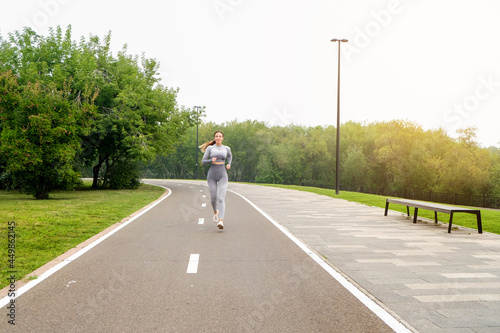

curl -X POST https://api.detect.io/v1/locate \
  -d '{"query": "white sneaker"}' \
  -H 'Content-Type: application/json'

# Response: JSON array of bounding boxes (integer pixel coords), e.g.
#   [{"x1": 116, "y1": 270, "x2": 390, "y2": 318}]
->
[
  {"x1": 213, "y1": 210, "x2": 219, "y2": 223},
  {"x1": 217, "y1": 221, "x2": 224, "y2": 230}
]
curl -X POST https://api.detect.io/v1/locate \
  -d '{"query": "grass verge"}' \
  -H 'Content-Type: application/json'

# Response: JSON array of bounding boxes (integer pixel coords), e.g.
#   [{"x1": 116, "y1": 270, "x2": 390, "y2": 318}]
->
[
  {"x1": 257, "y1": 183, "x2": 500, "y2": 235},
  {"x1": 0, "y1": 181, "x2": 164, "y2": 290}
]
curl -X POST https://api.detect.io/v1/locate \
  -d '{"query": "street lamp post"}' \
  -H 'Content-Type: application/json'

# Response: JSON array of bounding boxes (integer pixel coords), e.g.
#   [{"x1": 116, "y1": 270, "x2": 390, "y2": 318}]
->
[
  {"x1": 330, "y1": 38, "x2": 348, "y2": 195},
  {"x1": 194, "y1": 106, "x2": 201, "y2": 179}
]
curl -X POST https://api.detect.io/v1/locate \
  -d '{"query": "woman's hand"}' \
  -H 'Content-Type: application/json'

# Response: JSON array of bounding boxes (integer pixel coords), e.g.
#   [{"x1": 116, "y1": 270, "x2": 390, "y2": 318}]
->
[
  {"x1": 211, "y1": 157, "x2": 217, "y2": 163},
  {"x1": 226, "y1": 164, "x2": 231, "y2": 170}
]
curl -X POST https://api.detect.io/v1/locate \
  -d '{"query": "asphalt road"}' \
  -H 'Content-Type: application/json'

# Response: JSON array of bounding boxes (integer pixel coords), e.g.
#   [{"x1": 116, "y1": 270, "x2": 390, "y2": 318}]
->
[{"x1": 2, "y1": 181, "x2": 395, "y2": 332}]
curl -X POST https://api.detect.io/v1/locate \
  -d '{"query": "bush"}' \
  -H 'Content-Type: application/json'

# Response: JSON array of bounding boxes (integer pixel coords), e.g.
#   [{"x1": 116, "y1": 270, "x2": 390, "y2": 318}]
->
[{"x1": 108, "y1": 158, "x2": 141, "y2": 190}]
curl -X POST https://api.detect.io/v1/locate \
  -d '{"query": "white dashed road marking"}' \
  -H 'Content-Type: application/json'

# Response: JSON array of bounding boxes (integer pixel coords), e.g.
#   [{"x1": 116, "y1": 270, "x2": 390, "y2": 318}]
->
[{"x1": 187, "y1": 254, "x2": 200, "y2": 274}]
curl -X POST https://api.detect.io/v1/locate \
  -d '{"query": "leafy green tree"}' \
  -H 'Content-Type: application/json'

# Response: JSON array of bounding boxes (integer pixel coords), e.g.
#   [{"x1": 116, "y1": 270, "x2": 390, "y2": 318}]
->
[
  {"x1": 0, "y1": 70, "x2": 96, "y2": 199},
  {"x1": 489, "y1": 147, "x2": 500, "y2": 196},
  {"x1": 222, "y1": 120, "x2": 268, "y2": 182},
  {"x1": 340, "y1": 121, "x2": 378, "y2": 190},
  {"x1": 341, "y1": 146, "x2": 368, "y2": 191},
  {"x1": 73, "y1": 34, "x2": 195, "y2": 188},
  {"x1": 272, "y1": 125, "x2": 307, "y2": 185},
  {"x1": 255, "y1": 144, "x2": 284, "y2": 184},
  {"x1": 144, "y1": 126, "x2": 199, "y2": 179},
  {"x1": 303, "y1": 126, "x2": 334, "y2": 187},
  {"x1": 374, "y1": 120, "x2": 433, "y2": 194},
  {"x1": 436, "y1": 127, "x2": 493, "y2": 195}
]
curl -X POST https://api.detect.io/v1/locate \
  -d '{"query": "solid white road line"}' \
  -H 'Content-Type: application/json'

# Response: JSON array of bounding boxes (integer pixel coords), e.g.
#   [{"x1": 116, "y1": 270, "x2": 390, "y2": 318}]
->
[
  {"x1": 229, "y1": 189, "x2": 412, "y2": 333},
  {"x1": 202, "y1": 203, "x2": 206, "y2": 208},
  {"x1": 187, "y1": 254, "x2": 200, "y2": 274}
]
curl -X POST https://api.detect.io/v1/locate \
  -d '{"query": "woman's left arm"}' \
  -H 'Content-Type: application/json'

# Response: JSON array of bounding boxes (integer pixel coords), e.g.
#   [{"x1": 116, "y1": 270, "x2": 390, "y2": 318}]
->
[{"x1": 226, "y1": 147, "x2": 232, "y2": 170}]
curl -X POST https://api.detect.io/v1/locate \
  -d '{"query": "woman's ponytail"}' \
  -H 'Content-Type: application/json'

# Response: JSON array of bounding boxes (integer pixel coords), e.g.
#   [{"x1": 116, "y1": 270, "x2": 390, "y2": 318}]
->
[{"x1": 199, "y1": 140, "x2": 216, "y2": 152}]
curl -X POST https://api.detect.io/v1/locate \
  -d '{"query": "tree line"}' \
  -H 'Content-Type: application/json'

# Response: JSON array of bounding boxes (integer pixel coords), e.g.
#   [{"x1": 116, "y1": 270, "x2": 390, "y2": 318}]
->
[
  {"x1": 145, "y1": 120, "x2": 500, "y2": 198},
  {"x1": 1, "y1": 26, "x2": 195, "y2": 199},
  {"x1": 2, "y1": 27, "x2": 498, "y2": 201}
]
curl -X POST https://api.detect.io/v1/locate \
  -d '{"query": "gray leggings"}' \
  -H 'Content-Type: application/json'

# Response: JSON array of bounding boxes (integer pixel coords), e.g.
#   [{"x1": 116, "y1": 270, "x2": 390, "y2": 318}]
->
[{"x1": 207, "y1": 164, "x2": 228, "y2": 219}]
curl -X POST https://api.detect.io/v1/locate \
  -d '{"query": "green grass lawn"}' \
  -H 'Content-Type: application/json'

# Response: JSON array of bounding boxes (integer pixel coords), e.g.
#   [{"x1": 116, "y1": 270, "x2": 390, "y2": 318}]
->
[
  {"x1": 0, "y1": 182, "x2": 164, "y2": 290},
  {"x1": 257, "y1": 184, "x2": 500, "y2": 234}
]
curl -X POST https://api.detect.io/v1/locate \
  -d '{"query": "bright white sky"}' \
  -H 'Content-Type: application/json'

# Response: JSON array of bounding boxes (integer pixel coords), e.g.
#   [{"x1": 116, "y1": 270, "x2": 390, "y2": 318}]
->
[{"x1": 2, "y1": 0, "x2": 500, "y2": 147}]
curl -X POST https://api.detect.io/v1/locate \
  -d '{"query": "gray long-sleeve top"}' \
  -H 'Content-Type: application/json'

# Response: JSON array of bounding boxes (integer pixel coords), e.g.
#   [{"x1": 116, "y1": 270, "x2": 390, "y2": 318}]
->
[{"x1": 202, "y1": 144, "x2": 233, "y2": 165}]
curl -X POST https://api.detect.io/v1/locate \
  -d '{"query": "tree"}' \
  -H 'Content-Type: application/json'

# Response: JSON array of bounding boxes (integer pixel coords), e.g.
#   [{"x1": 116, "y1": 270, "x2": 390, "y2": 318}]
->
[
  {"x1": 374, "y1": 120, "x2": 433, "y2": 194},
  {"x1": 489, "y1": 147, "x2": 500, "y2": 196},
  {"x1": 222, "y1": 120, "x2": 268, "y2": 182},
  {"x1": 0, "y1": 70, "x2": 96, "y2": 199},
  {"x1": 270, "y1": 125, "x2": 307, "y2": 185},
  {"x1": 72, "y1": 33, "x2": 195, "y2": 189},
  {"x1": 303, "y1": 126, "x2": 334, "y2": 187},
  {"x1": 341, "y1": 146, "x2": 368, "y2": 191},
  {"x1": 144, "y1": 126, "x2": 199, "y2": 180},
  {"x1": 436, "y1": 127, "x2": 493, "y2": 195}
]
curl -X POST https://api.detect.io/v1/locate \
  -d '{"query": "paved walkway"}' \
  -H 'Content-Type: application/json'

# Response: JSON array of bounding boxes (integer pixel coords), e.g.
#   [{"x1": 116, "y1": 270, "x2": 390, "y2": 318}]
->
[{"x1": 228, "y1": 182, "x2": 500, "y2": 333}]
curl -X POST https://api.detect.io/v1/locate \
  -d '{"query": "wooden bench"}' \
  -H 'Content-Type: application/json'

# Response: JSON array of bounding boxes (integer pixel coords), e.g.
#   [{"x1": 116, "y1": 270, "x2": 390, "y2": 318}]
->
[{"x1": 384, "y1": 198, "x2": 482, "y2": 233}]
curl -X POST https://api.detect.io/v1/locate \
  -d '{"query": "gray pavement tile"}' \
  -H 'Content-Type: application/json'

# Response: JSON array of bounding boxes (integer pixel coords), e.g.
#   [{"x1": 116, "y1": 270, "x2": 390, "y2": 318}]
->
[
  {"x1": 369, "y1": 278, "x2": 430, "y2": 285},
  {"x1": 407, "y1": 318, "x2": 443, "y2": 332},
  {"x1": 432, "y1": 315, "x2": 500, "y2": 329},
  {"x1": 472, "y1": 327, "x2": 500, "y2": 333},
  {"x1": 434, "y1": 328, "x2": 475, "y2": 333},
  {"x1": 437, "y1": 307, "x2": 500, "y2": 319},
  {"x1": 373, "y1": 291, "x2": 422, "y2": 305}
]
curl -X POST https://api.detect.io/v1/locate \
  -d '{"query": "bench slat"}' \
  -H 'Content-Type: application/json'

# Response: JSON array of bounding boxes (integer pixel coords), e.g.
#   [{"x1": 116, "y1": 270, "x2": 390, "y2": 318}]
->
[{"x1": 386, "y1": 198, "x2": 480, "y2": 214}]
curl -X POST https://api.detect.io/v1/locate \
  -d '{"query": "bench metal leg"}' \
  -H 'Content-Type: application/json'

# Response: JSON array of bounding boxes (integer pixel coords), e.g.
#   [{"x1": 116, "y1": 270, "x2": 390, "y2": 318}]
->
[
  {"x1": 413, "y1": 208, "x2": 418, "y2": 224},
  {"x1": 477, "y1": 212, "x2": 483, "y2": 234},
  {"x1": 448, "y1": 212, "x2": 454, "y2": 233},
  {"x1": 406, "y1": 206, "x2": 410, "y2": 217},
  {"x1": 384, "y1": 200, "x2": 389, "y2": 216},
  {"x1": 434, "y1": 211, "x2": 438, "y2": 223}
]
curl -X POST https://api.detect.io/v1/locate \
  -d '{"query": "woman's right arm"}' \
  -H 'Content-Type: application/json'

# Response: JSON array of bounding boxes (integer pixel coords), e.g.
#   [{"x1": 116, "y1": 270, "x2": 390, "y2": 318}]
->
[{"x1": 202, "y1": 146, "x2": 212, "y2": 165}]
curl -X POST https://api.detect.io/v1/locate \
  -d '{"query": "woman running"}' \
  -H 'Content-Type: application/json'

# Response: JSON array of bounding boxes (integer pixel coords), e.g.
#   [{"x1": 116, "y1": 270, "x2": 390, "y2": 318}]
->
[{"x1": 200, "y1": 131, "x2": 232, "y2": 230}]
